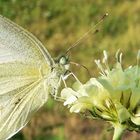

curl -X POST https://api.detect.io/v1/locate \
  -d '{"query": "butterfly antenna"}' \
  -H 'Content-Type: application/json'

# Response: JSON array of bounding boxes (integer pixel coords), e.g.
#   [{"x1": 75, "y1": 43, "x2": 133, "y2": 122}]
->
[
  {"x1": 65, "y1": 13, "x2": 108, "y2": 55},
  {"x1": 70, "y1": 61, "x2": 91, "y2": 77}
]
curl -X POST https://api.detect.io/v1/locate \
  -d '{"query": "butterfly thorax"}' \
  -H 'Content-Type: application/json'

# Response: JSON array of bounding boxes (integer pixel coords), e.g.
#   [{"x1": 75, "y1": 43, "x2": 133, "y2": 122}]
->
[{"x1": 44, "y1": 55, "x2": 70, "y2": 96}]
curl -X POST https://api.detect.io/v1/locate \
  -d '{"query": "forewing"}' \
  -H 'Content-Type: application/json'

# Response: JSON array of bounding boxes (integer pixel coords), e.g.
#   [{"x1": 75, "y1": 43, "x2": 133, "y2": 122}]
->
[
  {"x1": 0, "y1": 15, "x2": 54, "y2": 66},
  {"x1": 0, "y1": 79, "x2": 48, "y2": 140},
  {"x1": 0, "y1": 15, "x2": 54, "y2": 96},
  {"x1": 0, "y1": 15, "x2": 54, "y2": 139}
]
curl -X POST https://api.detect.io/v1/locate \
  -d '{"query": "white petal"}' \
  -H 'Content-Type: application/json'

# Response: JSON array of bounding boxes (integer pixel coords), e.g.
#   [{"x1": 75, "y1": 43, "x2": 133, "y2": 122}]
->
[{"x1": 64, "y1": 96, "x2": 77, "y2": 106}]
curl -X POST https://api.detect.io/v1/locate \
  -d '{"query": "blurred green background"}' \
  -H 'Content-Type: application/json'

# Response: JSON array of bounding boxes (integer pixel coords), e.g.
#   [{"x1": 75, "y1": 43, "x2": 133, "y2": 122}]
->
[{"x1": 0, "y1": 0, "x2": 140, "y2": 139}]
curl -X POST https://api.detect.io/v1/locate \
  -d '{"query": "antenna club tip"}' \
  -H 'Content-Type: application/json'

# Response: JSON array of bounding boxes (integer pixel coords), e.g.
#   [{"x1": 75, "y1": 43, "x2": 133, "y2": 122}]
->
[
  {"x1": 102, "y1": 13, "x2": 109, "y2": 19},
  {"x1": 105, "y1": 13, "x2": 109, "y2": 16}
]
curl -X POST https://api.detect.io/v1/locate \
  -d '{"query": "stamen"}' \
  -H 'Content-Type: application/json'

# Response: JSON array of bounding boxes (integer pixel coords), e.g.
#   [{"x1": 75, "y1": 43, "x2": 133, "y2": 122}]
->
[
  {"x1": 102, "y1": 50, "x2": 110, "y2": 72},
  {"x1": 115, "y1": 49, "x2": 120, "y2": 62},
  {"x1": 103, "y1": 50, "x2": 108, "y2": 60},
  {"x1": 115, "y1": 49, "x2": 123, "y2": 64},
  {"x1": 119, "y1": 53, "x2": 123, "y2": 64},
  {"x1": 95, "y1": 59, "x2": 106, "y2": 75}
]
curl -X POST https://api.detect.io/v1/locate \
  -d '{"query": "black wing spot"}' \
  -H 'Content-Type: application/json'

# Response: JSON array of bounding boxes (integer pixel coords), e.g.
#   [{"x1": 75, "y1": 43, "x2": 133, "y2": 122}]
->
[{"x1": 15, "y1": 98, "x2": 21, "y2": 105}]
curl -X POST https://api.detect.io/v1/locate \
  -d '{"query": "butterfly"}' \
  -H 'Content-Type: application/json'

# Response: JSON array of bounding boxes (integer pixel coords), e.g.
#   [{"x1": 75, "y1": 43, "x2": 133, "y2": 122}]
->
[{"x1": 0, "y1": 15, "x2": 71, "y2": 140}]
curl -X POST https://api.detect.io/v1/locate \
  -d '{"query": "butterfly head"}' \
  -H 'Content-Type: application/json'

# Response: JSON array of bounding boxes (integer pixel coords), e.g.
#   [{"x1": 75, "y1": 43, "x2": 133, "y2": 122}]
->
[
  {"x1": 56, "y1": 55, "x2": 70, "y2": 71},
  {"x1": 58, "y1": 55, "x2": 70, "y2": 70}
]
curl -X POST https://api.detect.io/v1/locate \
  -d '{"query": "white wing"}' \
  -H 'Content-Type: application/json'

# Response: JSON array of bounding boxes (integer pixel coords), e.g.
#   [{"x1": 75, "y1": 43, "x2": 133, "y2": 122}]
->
[
  {"x1": 0, "y1": 79, "x2": 48, "y2": 140},
  {"x1": 0, "y1": 15, "x2": 55, "y2": 139},
  {"x1": 0, "y1": 15, "x2": 54, "y2": 67}
]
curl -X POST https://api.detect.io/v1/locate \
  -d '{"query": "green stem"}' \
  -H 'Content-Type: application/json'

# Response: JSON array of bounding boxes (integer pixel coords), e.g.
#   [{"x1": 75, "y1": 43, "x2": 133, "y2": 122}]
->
[{"x1": 112, "y1": 124, "x2": 125, "y2": 140}]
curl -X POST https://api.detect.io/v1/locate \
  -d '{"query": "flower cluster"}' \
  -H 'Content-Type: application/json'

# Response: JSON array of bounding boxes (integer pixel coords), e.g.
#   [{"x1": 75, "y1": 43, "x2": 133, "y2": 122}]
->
[{"x1": 61, "y1": 50, "x2": 140, "y2": 139}]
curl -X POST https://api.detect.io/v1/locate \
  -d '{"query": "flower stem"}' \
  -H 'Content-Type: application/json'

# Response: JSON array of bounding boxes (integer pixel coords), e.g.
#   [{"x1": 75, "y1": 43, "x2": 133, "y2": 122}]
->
[{"x1": 112, "y1": 124, "x2": 125, "y2": 140}]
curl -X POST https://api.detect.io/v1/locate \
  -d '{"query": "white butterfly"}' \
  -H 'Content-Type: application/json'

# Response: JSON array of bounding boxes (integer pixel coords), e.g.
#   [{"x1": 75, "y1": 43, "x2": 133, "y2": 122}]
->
[{"x1": 0, "y1": 15, "x2": 71, "y2": 140}]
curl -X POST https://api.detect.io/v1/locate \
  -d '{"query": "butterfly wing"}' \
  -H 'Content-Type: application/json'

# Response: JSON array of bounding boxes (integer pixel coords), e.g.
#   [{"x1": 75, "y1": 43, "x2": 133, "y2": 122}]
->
[
  {"x1": 0, "y1": 15, "x2": 54, "y2": 67},
  {"x1": 0, "y1": 79, "x2": 48, "y2": 140},
  {"x1": 0, "y1": 15, "x2": 55, "y2": 139}
]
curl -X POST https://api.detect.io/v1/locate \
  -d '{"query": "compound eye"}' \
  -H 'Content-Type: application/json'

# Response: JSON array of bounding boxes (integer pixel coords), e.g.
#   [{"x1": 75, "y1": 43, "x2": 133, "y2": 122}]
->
[{"x1": 59, "y1": 57, "x2": 66, "y2": 65}]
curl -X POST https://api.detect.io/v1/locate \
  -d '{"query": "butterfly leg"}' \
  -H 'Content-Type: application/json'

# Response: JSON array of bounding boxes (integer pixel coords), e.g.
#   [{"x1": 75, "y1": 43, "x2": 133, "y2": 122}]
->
[
  {"x1": 61, "y1": 75, "x2": 67, "y2": 87},
  {"x1": 63, "y1": 71, "x2": 82, "y2": 85},
  {"x1": 51, "y1": 75, "x2": 67, "y2": 100}
]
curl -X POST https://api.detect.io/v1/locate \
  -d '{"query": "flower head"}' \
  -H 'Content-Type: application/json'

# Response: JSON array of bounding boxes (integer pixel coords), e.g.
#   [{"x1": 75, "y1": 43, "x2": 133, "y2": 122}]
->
[{"x1": 61, "y1": 50, "x2": 140, "y2": 139}]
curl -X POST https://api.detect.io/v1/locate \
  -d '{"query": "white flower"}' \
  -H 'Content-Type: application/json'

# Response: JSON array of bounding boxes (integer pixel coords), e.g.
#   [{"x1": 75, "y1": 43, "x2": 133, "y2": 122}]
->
[{"x1": 61, "y1": 50, "x2": 140, "y2": 140}]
